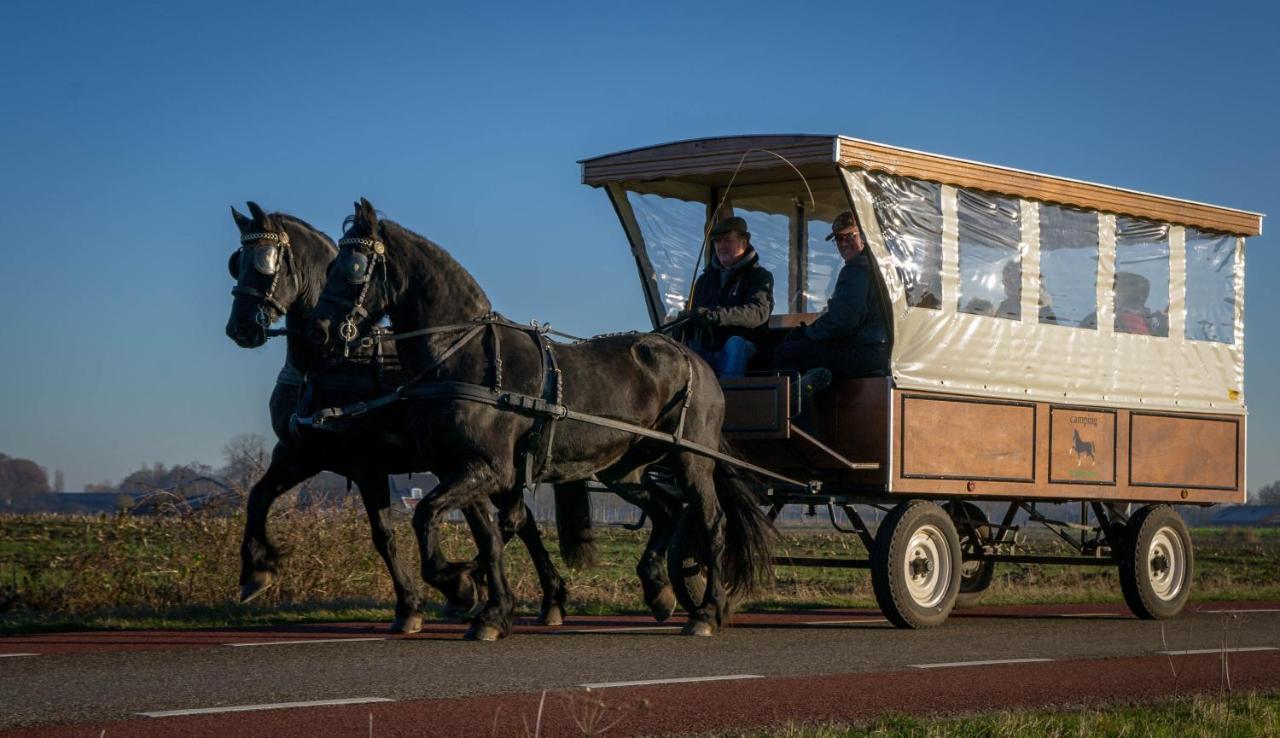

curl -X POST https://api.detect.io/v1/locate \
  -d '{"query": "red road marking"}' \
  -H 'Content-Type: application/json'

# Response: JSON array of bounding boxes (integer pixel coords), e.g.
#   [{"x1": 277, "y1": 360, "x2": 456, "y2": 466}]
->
[{"x1": 6, "y1": 650, "x2": 1279, "y2": 737}]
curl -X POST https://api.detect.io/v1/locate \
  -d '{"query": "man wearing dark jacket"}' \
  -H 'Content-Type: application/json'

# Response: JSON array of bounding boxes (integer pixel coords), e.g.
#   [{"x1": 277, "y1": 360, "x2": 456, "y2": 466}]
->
[
  {"x1": 679, "y1": 216, "x2": 774, "y2": 378},
  {"x1": 775, "y1": 211, "x2": 889, "y2": 391}
]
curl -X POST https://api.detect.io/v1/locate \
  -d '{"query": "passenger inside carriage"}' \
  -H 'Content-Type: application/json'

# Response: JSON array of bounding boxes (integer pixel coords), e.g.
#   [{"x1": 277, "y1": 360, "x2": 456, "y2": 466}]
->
[
  {"x1": 677, "y1": 216, "x2": 775, "y2": 378},
  {"x1": 1080, "y1": 271, "x2": 1168, "y2": 335},
  {"x1": 774, "y1": 211, "x2": 890, "y2": 398}
]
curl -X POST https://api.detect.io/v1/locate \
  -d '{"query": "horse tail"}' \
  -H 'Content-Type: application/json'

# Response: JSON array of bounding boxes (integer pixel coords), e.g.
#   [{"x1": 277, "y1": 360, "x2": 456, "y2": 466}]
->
[
  {"x1": 713, "y1": 440, "x2": 776, "y2": 595},
  {"x1": 553, "y1": 481, "x2": 597, "y2": 568}
]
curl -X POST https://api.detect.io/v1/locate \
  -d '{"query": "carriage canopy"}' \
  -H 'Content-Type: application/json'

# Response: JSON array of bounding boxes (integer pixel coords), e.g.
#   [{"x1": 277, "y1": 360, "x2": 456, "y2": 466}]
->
[{"x1": 582, "y1": 135, "x2": 1262, "y2": 414}]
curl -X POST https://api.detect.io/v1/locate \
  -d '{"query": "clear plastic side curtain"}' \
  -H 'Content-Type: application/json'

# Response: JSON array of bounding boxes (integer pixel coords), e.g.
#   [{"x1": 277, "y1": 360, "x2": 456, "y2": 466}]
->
[
  {"x1": 626, "y1": 192, "x2": 706, "y2": 320},
  {"x1": 844, "y1": 167, "x2": 1245, "y2": 413}
]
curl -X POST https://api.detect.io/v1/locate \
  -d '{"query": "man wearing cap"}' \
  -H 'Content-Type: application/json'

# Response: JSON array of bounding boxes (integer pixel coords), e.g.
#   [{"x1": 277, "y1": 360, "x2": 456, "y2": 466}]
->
[
  {"x1": 775, "y1": 211, "x2": 889, "y2": 393},
  {"x1": 678, "y1": 216, "x2": 774, "y2": 379}
]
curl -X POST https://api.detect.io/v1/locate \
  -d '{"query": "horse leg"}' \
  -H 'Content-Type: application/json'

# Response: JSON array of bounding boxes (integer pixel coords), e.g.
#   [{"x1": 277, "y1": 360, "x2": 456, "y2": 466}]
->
[
  {"x1": 238, "y1": 444, "x2": 317, "y2": 603},
  {"x1": 496, "y1": 492, "x2": 568, "y2": 627},
  {"x1": 354, "y1": 472, "x2": 424, "y2": 634},
  {"x1": 633, "y1": 480, "x2": 682, "y2": 622},
  {"x1": 675, "y1": 454, "x2": 728, "y2": 636},
  {"x1": 411, "y1": 469, "x2": 509, "y2": 637},
  {"x1": 460, "y1": 496, "x2": 516, "y2": 641}
]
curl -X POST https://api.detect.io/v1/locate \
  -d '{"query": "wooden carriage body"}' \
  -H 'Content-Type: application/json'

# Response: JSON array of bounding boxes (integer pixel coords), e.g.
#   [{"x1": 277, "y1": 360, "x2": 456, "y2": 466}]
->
[{"x1": 582, "y1": 135, "x2": 1261, "y2": 507}]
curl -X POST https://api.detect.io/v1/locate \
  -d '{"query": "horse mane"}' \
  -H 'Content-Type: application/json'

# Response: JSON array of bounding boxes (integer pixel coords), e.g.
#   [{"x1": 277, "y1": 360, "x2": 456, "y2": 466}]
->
[
  {"x1": 377, "y1": 217, "x2": 492, "y2": 314},
  {"x1": 274, "y1": 212, "x2": 337, "y2": 249}
]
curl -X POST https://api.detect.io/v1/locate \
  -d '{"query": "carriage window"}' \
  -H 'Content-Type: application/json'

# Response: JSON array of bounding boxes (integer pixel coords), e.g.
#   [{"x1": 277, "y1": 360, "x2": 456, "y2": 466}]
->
[
  {"x1": 1038, "y1": 205, "x2": 1098, "y2": 328},
  {"x1": 805, "y1": 216, "x2": 841, "y2": 312},
  {"x1": 1113, "y1": 217, "x2": 1170, "y2": 337},
  {"x1": 627, "y1": 192, "x2": 708, "y2": 318},
  {"x1": 735, "y1": 209, "x2": 790, "y2": 314},
  {"x1": 867, "y1": 173, "x2": 942, "y2": 309},
  {"x1": 1185, "y1": 229, "x2": 1236, "y2": 344},
  {"x1": 957, "y1": 189, "x2": 1022, "y2": 319}
]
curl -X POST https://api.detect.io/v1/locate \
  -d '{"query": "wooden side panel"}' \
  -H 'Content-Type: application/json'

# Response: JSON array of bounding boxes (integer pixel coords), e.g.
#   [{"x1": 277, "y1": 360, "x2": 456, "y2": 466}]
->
[
  {"x1": 899, "y1": 395, "x2": 1036, "y2": 482},
  {"x1": 1130, "y1": 413, "x2": 1240, "y2": 490},
  {"x1": 1049, "y1": 408, "x2": 1117, "y2": 484},
  {"x1": 721, "y1": 377, "x2": 790, "y2": 439}
]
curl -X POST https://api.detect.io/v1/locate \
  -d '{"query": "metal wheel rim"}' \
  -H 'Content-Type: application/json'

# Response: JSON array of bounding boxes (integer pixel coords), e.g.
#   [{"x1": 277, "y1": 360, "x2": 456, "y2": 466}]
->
[
  {"x1": 1148, "y1": 526, "x2": 1186, "y2": 601},
  {"x1": 904, "y1": 524, "x2": 951, "y2": 608}
]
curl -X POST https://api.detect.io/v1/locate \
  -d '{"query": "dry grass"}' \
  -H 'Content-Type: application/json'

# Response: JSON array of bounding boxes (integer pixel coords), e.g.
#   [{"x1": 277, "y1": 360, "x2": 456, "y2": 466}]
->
[
  {"x1": 704, "y1": 692, "x2": 1280, "y2": 737},
  {"x1": 2, "y1": 503, "x2": 1278, "y2": 632}
]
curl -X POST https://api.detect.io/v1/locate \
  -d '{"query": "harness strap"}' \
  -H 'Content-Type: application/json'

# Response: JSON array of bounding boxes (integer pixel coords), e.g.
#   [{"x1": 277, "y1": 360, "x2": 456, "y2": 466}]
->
[{"x1": 298, "y1": 379, "x2": 808, "y2": 489}]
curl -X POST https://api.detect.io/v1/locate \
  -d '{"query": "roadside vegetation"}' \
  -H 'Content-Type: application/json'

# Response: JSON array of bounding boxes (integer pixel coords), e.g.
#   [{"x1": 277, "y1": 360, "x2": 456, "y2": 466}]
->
[
  {"x1": 3, "y1": 500, "x2": 1279, "y2": 633},
  {"x1": 708, "y1": 692, "x2": 1280, "y2": 737}
]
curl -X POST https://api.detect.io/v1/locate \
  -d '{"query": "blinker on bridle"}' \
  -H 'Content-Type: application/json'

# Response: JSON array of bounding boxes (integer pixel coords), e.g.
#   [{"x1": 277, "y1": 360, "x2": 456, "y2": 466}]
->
[
  {"x1": 322, "y1": 236, "x2": 387, "y2": 353},
  {"x1": 232, "y1": 230, "x2": 294, "y2": 328}
]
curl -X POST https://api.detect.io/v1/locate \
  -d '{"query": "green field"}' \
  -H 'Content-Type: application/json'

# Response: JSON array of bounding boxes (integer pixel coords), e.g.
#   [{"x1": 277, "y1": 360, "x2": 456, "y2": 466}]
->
[{"x1": 3, "y1": 505, "x2": 1279, "y2": 633}]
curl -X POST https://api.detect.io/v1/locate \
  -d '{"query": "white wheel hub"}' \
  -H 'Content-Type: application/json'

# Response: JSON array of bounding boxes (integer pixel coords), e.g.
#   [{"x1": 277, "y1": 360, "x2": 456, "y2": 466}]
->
[
  {"x1": 1147, "y1": 526, "x2": 1186, "y2": 601},
  {"x1": 904, "y1": 524, "x2": 952, "y2": 608}
]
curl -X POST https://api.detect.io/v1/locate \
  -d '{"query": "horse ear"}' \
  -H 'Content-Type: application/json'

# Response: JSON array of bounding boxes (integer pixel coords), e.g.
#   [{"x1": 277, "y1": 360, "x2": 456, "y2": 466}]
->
[
  {"x1": 357, "y1": 197, "x2": 379, "y2": 232},
  {"x1": 246, "y1": 201, "x2": 270, "y2": 228},
  {"x1": 230, "y1": 206, "x2": 252, "y2": 233}
]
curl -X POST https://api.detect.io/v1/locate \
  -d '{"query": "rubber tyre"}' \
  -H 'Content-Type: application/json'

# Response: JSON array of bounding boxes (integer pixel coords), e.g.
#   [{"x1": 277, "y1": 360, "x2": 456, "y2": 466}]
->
[
  {"x1": 667, "y1": 509, "x2": 709, "y2": 613},
  {"x1": 871, "y1": 500, "x2": 962, "y2": 628},
  {"x1": 1118, "y1": 505, "x2": 1194, "y2": 620},
  {"x1": 946, "y1": 501, "x2": 995, "y2": 609}
]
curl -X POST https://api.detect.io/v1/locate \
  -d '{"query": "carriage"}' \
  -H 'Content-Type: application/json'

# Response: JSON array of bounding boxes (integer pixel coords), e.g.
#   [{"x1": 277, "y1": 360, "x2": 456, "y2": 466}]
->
[{"x1": 580, "y1": 134, "x2": 1262, "y2": 628}]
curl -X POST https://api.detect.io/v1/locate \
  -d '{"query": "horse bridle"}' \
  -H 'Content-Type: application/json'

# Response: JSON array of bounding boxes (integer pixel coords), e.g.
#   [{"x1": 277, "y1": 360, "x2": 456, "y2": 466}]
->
[
  {"x1": 231, "y1": 230, "x2": 296, "y2": 328},
  {"x1": 320, "y1": 235, "x2": 386, "y2": 352}
]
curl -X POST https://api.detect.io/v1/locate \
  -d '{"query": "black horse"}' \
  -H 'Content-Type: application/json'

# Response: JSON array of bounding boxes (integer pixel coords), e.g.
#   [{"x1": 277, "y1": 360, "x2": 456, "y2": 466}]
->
[
  {"x1": 225, "y1": 202, "x2": 591, "y2": 632},
  {"x1": 307, "y1": 198, "x2": 773, "y2": 639}
]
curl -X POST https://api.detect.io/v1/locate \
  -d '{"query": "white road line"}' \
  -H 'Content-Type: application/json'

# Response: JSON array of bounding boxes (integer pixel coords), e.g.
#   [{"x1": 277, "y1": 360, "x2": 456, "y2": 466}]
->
[
  {"x1": 139, "y1": 697, "x2": 393, "y2": 718},
  {"x1": 565, "y1": 626, "x2": 682, "y2": 634},
  {"x1": 1157, "y1": 646, "x2": 1278, "y2": 656},
  {"x1": 911, "y1": 658, "x2": 1053, "y2": 669},
  {"x1": 0, "y1": 653, "x2": 38, "y2": 658},
  {"x1": 225, "y1": 637, "x2": 387, "y2": 647},
  {"x1": 1202, "y1": 608, "x2": 1280, "y2": 614},
  {"x1": 580, "y1": 674, "x2": 764, "y2": 689},
  {"x1": 800, "y1": 618, "x2": 889, "y2": 625}
]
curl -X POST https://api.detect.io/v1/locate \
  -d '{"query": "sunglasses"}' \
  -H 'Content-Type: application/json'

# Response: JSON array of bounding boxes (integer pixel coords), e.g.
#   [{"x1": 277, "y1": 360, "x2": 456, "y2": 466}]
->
[{"x1": 834, "y1": 231, "x2": 861, "y2": 243}]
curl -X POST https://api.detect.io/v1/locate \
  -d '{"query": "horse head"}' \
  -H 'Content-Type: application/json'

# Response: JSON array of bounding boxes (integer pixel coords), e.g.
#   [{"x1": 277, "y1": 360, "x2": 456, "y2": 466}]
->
[
  {"x1": 307, "y1": 197, "x2": 490, "y2": 357},
  {"x1": 226, "y1": 202, "x2": 336, "y2": 350}
]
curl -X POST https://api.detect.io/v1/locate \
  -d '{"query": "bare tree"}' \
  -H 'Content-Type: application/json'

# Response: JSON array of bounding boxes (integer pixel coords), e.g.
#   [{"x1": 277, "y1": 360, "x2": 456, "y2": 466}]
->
[{"x1": 1255, "y1": 480, "x2": 1280, "y2": 506}]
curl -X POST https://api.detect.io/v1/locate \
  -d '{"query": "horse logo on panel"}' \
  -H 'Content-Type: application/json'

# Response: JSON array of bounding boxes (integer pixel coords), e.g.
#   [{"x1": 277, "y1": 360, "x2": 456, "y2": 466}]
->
[{"x1": 1069, "y1": 429, "x2": 1096, "y2": 466}]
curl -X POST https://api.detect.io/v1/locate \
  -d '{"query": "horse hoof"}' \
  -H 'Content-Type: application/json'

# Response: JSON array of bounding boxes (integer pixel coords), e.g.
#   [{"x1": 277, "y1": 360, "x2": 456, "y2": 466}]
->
[
  {"x1": 538, "y1": 607, "x2": 565, "y2": 627},
  {"x1": 681, "y1": 620, "x2": 715, "y2": 637},
  {"x1": 390, "y1": 613, "x2": 423, "y2": 634},
  {"x1": 238, "y1": 574, "x2": 274, "y2": 604},
  {"x1": 465, "y1": 624, "x2": 503, "y2": 642},
  {"x1": 650, "y1": 587, "x2": 677, "y2": 623}
]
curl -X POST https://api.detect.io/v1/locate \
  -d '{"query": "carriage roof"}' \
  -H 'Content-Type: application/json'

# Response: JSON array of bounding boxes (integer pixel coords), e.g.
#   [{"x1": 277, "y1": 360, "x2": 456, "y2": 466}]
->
[
  {"x1": 581, "y1": 134, "x2": 1262, "y2": 237},
  {"x1": 581, "y1": 134, "x2": 1260, "y2": 415}
]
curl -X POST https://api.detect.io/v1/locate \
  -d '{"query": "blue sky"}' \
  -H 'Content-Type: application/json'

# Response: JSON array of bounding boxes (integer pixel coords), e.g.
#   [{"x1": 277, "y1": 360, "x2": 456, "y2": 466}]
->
[{"x1": 0, "y1": 1, "x2": 1276, "y2": 491}]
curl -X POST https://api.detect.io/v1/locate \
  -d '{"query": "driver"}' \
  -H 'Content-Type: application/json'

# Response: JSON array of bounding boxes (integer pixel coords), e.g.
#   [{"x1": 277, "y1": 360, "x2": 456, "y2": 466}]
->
[{"x1": 678, "y1": 216, "x2": 774, "y2": 379}]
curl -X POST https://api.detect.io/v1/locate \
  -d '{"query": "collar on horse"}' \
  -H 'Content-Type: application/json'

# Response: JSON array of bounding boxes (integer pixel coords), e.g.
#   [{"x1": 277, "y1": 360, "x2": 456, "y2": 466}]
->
[{"x1": 232, "y1": 230, "x2": 296, "y2": 333}]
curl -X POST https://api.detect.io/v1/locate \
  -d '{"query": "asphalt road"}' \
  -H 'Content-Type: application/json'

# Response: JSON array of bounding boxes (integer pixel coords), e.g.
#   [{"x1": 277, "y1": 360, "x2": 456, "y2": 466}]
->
[{"x1": 3, "y1": 602, "x2": 1279, "y2": 736}]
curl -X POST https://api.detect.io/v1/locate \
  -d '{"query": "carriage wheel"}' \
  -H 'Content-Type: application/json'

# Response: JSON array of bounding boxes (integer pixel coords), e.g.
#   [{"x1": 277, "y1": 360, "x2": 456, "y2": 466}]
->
[
  {"x1": 666, "y1": 509, "x2": 709, "y2": 614},
  {"x1": 871, "y1": 500, "x2": 962, "y2": 628},
  {"x1": 1118, "y1": 505, "x2": 1193, "y2": 620},
  {"x1": 946, "y1": 500, "x2": 995, "y2": 608}
]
